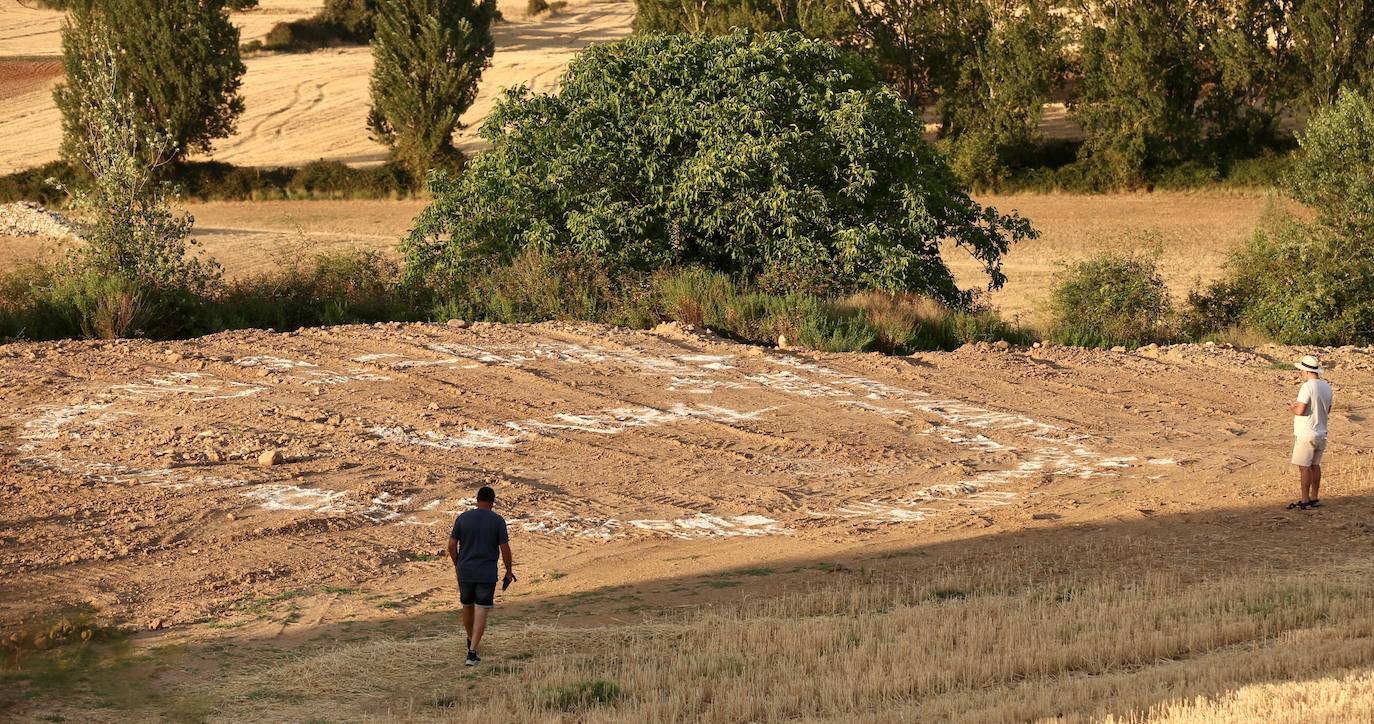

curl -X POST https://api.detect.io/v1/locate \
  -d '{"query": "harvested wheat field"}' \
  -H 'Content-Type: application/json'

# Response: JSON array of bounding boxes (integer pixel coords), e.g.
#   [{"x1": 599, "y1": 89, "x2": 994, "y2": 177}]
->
[
  {"x1": 0, "y1": 0, "x2": 633, "y2": 173},
  {"x1": 2, "y1": 319, "x2": 1373, "y2": 720}
]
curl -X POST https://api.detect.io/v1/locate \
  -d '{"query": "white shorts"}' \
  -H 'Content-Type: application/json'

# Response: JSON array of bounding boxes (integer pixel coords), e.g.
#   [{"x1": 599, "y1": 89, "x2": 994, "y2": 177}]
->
[{"x1": 1291, "y1": 437, "x2": 1327, "y2": 467}]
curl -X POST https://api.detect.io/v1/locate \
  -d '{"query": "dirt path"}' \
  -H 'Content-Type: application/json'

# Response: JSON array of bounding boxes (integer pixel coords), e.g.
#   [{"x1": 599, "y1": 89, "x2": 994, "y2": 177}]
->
[
  {"x1": 0, "y1": 0, "x2": 634, "y2": 173},
  {"x1": 4, "y1": 320, "x2": 1371, "y2": 636}
]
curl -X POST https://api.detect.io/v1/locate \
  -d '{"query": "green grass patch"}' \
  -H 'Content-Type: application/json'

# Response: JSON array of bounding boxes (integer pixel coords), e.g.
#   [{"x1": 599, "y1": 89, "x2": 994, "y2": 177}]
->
[
  {"x1": 928, "y1": 589, "x2": 970, "y2": 601},
  {"x1": 542, "y1": 679, "x2": 623, "y2": 711}
]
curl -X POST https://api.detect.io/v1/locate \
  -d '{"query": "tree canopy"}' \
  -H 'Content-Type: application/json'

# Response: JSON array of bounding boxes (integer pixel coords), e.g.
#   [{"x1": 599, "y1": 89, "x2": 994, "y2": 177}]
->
[
  {"x1": 404, "y1": 32, "x2": 1035, "y2": 306},
  {"x1": 54, "y1": 0, "x2": 246, "y2": 166}
]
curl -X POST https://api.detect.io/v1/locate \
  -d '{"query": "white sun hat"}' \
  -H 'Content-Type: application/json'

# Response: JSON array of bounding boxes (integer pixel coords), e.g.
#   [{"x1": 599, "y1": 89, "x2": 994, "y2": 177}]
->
[{"x1": 1294, "y1": 354, "x2": 1323, "y2": 374}]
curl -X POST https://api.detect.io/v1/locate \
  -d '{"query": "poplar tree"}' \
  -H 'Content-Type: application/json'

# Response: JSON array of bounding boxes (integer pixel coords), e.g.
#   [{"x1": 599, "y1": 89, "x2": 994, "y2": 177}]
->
[
  {"x1": 53, "y1": 0, "x2": 246, "y2": 166},
  {"x1": 367, "y1": 0, "x2": 497, "y2": 179}
]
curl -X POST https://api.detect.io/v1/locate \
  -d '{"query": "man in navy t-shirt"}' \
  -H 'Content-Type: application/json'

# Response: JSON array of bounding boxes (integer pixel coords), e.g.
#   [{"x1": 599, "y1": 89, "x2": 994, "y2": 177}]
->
[{"x1": 447, "y1": 485, "x2": 514, "y2": 666}]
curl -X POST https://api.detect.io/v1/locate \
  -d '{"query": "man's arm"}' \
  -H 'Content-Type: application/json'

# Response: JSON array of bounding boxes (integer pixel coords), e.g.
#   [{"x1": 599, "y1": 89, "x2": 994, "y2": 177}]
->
[
  {"x1": 500, "y1": 542, "x2": 514, "y2": 581},
  {"x1": 446, "y1": 536, "x2": 458, "y2": 565},
  {"x1": 1291, "y1": 382, "x2": 1312, "y2": 415}
]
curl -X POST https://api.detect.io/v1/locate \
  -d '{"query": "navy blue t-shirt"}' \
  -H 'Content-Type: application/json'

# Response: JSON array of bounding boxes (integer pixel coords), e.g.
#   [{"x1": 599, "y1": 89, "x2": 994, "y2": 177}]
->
[{"x1": 450, "y1": 508, "x2": 509, "y2": 583}]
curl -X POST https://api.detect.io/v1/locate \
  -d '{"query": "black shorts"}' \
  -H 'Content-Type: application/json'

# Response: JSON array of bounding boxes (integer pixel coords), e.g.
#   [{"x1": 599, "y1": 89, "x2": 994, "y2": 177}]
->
[{"x1": 458, "y1": 578, "x2": 496, "y2": 608}]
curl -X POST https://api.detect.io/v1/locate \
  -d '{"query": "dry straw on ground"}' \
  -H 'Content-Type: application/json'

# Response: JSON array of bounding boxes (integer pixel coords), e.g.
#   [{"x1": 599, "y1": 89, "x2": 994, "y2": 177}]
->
[{"x1": 180, "y1": 530, "x2": 1374, "y2": 722}]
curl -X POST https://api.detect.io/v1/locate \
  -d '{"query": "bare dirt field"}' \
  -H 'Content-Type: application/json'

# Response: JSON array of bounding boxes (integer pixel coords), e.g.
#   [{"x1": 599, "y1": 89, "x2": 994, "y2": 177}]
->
[
  {"x1": 0, "y1": 0, "x2": 633, "y2": 173},
  {"x1": 2, "y1": 320, "x2": 1373, "y2": 719}
]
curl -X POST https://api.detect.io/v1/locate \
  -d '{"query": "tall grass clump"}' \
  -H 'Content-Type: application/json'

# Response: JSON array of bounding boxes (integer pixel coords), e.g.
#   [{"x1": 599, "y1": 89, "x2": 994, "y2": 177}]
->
[
  {"x1": 428, "y1": 250, "x2": 653, "y2": 328},
  {"x1": 1049, "y1": 253, "x2": 1171, "y2": 348},
  {"x1": 213, "y1": 249, "x2": 410, "y2": 330}
]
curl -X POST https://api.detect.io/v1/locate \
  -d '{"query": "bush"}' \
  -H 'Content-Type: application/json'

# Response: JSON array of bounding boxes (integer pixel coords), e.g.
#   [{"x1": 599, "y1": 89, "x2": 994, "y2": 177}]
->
[
  {"x1": 634, "y1": 0, "x2": 853, "y2": 39},
  {"x1": 1049, "y1": 253, "x2": 1172, "y2": 348},
  {"x1": 257, "y1": 0, "x2": 377, "y2": 52},
  {"x1": 1, "y1": 160, "x2": 417, "y2": 205},
  {"x1": 1187, "y1": 214, "x2": 1374, "y2": 346},
  {"x1": 1288, "y1": 87, "x2": 1374, "y2": 236},
  {"x1": 0, "y1": 161, "x2": 83, "y2": 206},
  {"x1": 214, "y1": 249, "x2": 410, "y2": 330},
  {"x1": 405, "y1": 33, "x2": 1036, "y2": 307},
  {"x1": 1186, "y1": 89, "x2": 1374, "y2": 346}
]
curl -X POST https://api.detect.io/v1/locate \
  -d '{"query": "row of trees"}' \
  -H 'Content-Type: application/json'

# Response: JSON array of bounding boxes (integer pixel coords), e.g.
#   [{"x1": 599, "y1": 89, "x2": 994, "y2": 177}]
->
[
  {"x1": 636, "y1": 0, "x2": 1374, "y2": 186},
  {"x1": 54, "y1": 0, "x2": 496, "y2": 181}
]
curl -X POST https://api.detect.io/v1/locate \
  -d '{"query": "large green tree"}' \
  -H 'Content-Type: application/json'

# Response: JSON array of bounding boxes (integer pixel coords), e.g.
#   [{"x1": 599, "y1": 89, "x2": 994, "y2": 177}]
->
[
  {"x1": 367, "y1": 0, "x2": 496, "y2": 178},
  {"x1": 53, "y1": 0, "x2": 246, "y2": 166},
  {"x1": 938, "y1": 0, "x2": 1065, "y2": 185},
  {"x1": 1290, "y1": 0, "x2": 1374, "y2": 110},
  {"x1": 404, "y1": 33, "x2": 1036, "y2": 306},
  {"x1": 1072, "y1": 0, "x2": 1217, "y2": 184}
]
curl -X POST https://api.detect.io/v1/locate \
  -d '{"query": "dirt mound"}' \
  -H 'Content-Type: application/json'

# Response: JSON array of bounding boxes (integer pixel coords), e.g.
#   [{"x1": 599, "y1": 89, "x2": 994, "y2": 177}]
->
[{"x1": 0, "y1": 201, "x2": 81, "y2": 240}]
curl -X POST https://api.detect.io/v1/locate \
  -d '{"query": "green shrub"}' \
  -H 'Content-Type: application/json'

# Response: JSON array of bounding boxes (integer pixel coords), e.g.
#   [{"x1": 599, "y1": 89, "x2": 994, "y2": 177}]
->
[
  {"x1": 0, "y1": 262, "x2": 77, "y2": 341},
  {"x1": 634, "y1": 0, "x2": 853, "y2": 38},
  {"x1": 544, "y1": 679, "x2": 622, "y2": 711},
  {"x1": 1187, "y1": 214, "x2": 1374, "y2": 345},
  {"x1": 1049, "y1": 253, "x2": 1172, "y2": 348},
  {"x1": 1, "y1": 160, "x2": 417, "y2": 205},
  {"x1": 0, "y1": 161, "x2": 82, "y2": 206},
  {"x1": 406, "y1": 33, "x2": 1036, "y2": 307},
  {"x1": 1288, "y1": 87, "x2": 1374, "y2": 236},
  {"x1": 1186, "y1": 89, "x2": 1374, "y2": 346},
  {"x1": 259, "y1": 0, "x2": 377, "y2": 52},
  {"x1": 526, "y1": 0, "x2": 548, "y2": 15}
]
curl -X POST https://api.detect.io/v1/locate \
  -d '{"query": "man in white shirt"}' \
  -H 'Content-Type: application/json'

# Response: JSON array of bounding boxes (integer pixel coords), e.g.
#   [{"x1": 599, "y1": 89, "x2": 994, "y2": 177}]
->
[{"x1": 1288, "y1": 355, "x2": 1334, "y2": 510}]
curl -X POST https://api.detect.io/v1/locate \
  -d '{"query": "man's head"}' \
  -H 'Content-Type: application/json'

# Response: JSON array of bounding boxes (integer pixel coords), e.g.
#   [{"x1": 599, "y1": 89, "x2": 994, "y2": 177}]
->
[
  {"x1": 476, "y1": 485, "x2": 496, "y2": 508},
  {"x1": 1295, "y1": 354, "x2": 1323, "y2": 380}
]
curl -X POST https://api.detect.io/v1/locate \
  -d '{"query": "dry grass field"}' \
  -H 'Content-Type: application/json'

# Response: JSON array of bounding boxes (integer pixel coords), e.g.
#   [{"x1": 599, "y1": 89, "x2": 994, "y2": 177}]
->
[{"x1": 5, "y1": 2, "x2": 1370, "y2": 721}]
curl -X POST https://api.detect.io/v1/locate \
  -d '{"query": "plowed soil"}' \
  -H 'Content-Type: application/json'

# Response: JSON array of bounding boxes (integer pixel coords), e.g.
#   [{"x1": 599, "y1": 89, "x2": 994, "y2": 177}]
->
[{"x1": 5, "y1": 321, "x2": 1372, "y2": 636}]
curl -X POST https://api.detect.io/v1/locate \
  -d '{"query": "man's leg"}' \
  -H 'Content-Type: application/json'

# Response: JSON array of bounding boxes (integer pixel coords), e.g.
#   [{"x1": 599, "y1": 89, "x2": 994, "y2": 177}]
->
[
  {"x1": 470, "y1": 582, "x2": 496, "y2": 655},
  {"x1": 471, "y1": 606, "x2": 490, "y2": 653},
  {"x1": 1298, "y1": 465, "x2": 1312, "y2": 503},
  {"x1": 462, "y1": 604, "x2": 474, "y2": 642},
  {"x1": 1312, "y1": 464, "x2": 1322, "y2": 501}
]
